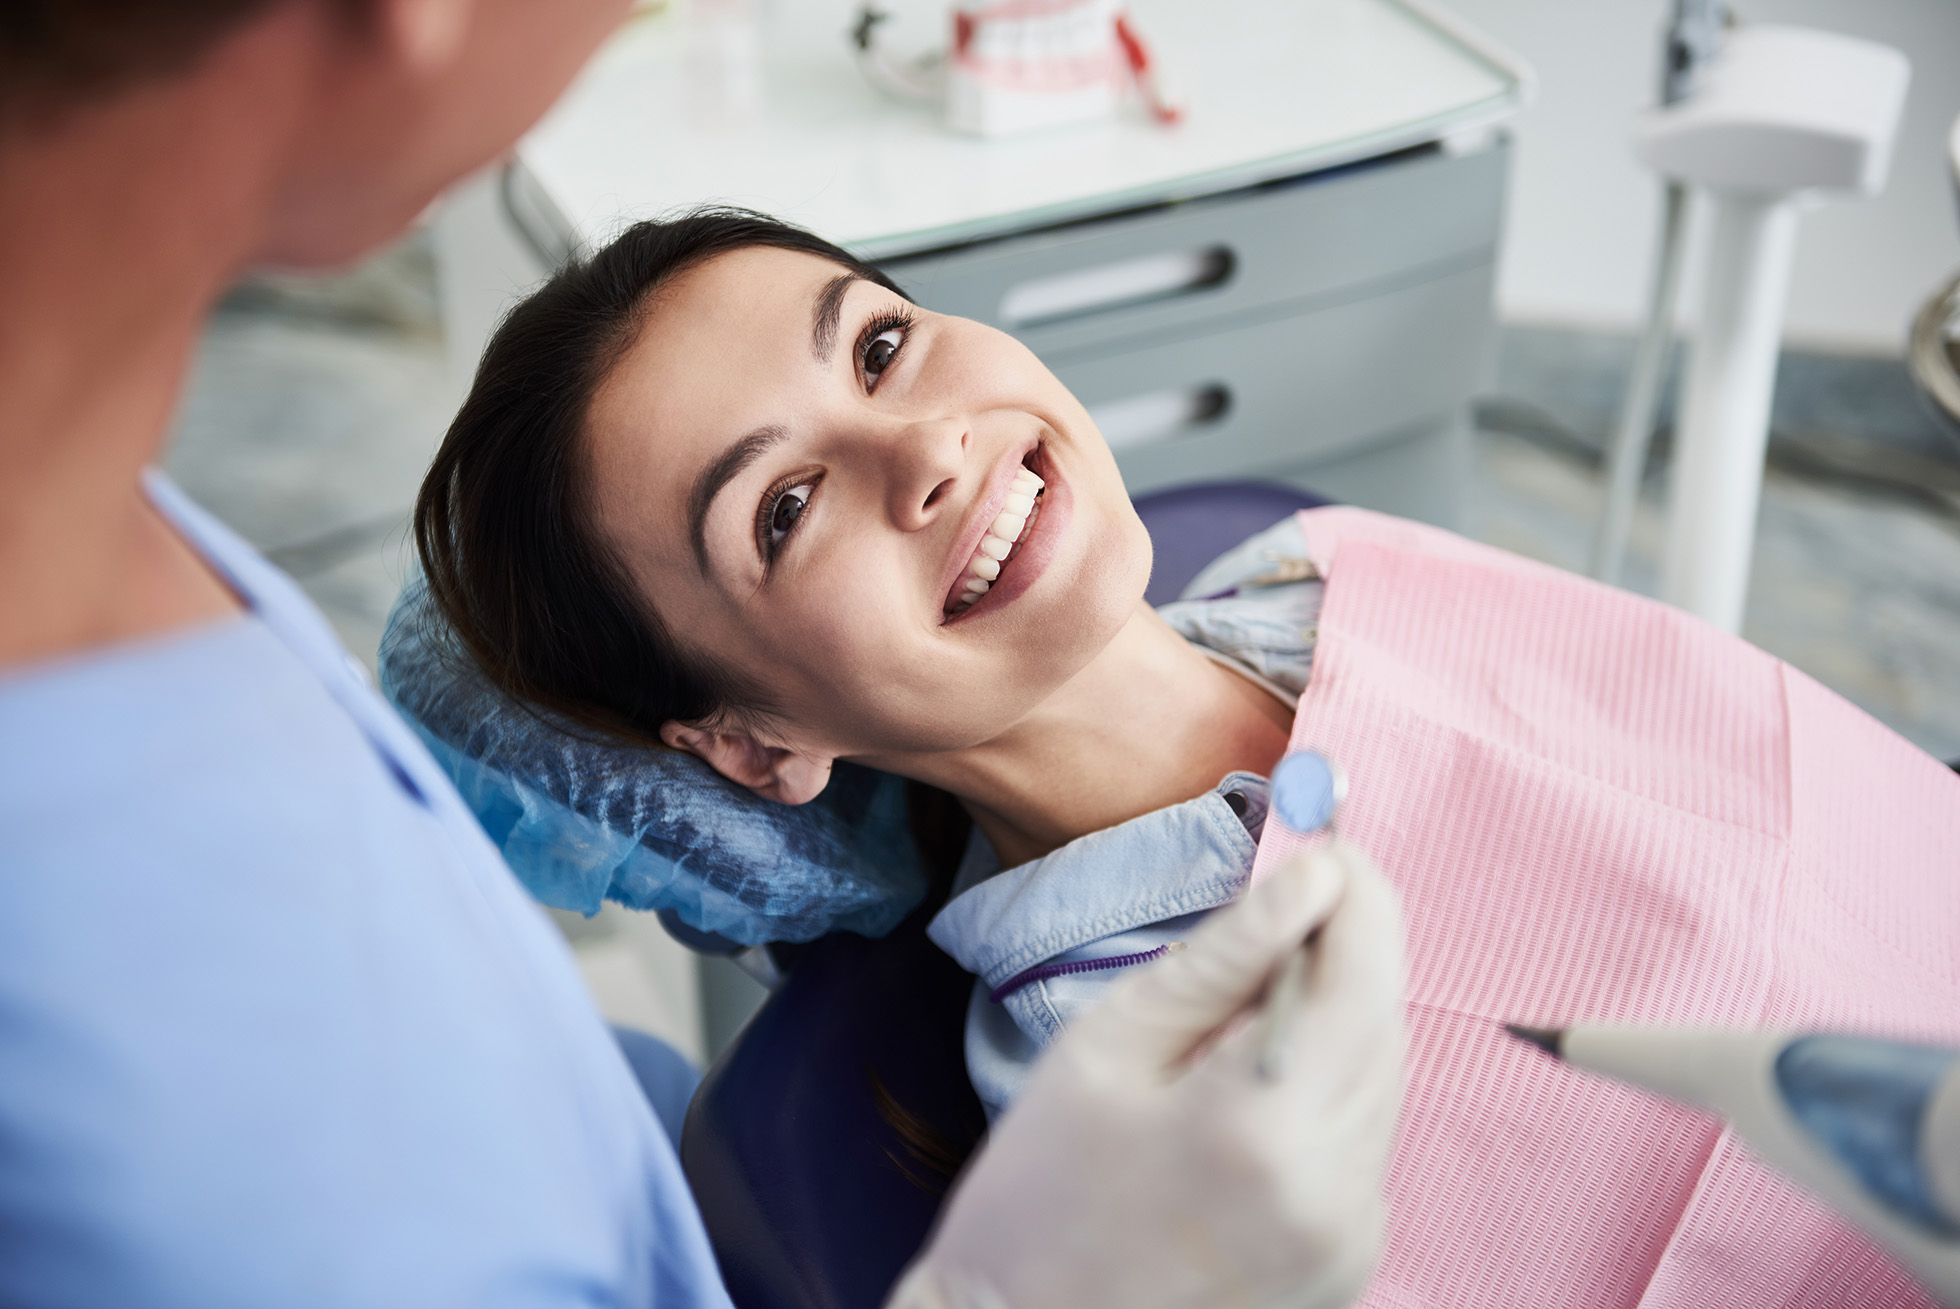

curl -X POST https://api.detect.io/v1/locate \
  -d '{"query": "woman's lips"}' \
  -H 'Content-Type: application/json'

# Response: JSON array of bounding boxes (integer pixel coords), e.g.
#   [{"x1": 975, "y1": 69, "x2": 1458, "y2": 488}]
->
[
  {"x1": 941, "y1": 443, "x2": 1067, "y2": 625},
  {"x1": 933, "y1": 441, "x2": 1039, "y2": 617},
  {"x1": 945, "y1": 464, "x2": 1045, "y2": 615}
]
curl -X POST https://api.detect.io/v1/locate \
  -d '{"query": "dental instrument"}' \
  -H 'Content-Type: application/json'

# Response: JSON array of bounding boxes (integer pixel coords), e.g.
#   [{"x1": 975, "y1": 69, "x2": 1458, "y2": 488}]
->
[
  {"x1": 1256, "y1": 749, "x2": 1346, "y2": 1080},
  {"x1": 1507, "y1": 1024, "x2": 1960, "y2": 1306}
]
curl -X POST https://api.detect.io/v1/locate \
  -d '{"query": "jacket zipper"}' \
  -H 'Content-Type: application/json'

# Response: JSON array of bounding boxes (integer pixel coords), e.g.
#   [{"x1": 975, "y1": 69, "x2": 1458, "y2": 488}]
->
[{"x1": 989, "y1": 944, "x2": 1177, "y2": 1004}]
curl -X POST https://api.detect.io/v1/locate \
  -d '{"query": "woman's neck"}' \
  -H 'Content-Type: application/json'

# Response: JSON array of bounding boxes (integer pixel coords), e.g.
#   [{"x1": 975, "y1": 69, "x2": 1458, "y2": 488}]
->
[{"x1": 884, "y1": 601, "x2": 1294, "y2": 868}]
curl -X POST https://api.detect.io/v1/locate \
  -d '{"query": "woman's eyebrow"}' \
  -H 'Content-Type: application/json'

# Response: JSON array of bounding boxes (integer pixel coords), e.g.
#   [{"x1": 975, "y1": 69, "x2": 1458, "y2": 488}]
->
[
  {"x1": 811, "y1": 273, "x2": 860, "y2": 363},
  {"x1": 689, "y1": 423, "x2": 788, "y2": 574}
]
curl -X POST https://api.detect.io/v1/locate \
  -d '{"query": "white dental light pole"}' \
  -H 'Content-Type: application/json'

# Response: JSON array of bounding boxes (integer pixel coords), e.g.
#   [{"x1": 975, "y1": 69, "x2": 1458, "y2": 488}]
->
[
  {"x1": 1631, "y1": 26, "x2": 1909, "y2": 634},
  {"x1": 1660, "y1": 189, "x2": 1799, "y2": 631}
]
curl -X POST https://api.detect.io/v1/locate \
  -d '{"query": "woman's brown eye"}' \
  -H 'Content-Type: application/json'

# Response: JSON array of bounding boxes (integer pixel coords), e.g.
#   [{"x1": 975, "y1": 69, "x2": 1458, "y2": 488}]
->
[
  {"x1": 769, "y1": 483, "x2": 813, "y2": 550},
  {"x1": 864, "y1": 328, "x2": 903, "y2": 379}
]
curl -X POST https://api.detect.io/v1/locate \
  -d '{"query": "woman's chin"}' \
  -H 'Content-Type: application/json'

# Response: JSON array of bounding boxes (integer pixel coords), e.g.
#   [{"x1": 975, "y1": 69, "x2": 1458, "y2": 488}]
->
[
  {"x1": 877, "y1": 548, "x2": 1148, "y2": 761},
  {"x1": 1030, "y1": 504, "x2": 1153, "y2": 667},
  {"x1": 1039, "y1": 442, "x2": 1151, "y2": 611},
  {"x1": 1075, "y1": 496, "x2": 1155, "y2": 615}
]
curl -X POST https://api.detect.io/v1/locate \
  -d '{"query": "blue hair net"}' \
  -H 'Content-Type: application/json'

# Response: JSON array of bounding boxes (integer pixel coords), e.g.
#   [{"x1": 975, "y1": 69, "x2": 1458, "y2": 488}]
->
[{"x1": 377, "y1": 577, "x2": 928, "y2": 945}]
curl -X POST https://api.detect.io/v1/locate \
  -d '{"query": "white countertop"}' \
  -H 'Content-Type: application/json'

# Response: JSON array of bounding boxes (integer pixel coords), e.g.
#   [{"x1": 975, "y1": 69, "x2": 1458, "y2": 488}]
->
[{"x1": 520, "y1": 0, "x2": 1529, "y2": 259}]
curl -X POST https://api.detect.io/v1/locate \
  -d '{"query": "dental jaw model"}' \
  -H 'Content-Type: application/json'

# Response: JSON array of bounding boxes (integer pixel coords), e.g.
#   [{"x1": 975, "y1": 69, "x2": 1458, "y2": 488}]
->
[
  {"x1": 947, "y1": 0, "x2": 1121, "y2": 137},
  {"x1": 949, "y1": 466, "x2": 1044, "y2": 615},
  {"x1": 850, "y1": 1, "x2": 1178, "y2": 139}
]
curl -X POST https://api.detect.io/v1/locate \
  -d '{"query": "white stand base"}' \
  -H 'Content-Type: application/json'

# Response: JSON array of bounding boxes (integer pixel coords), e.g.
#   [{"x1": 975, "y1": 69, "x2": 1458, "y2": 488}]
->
[{"x1": 1661, "y1": 192, "x2": 1801, "y2": 634}]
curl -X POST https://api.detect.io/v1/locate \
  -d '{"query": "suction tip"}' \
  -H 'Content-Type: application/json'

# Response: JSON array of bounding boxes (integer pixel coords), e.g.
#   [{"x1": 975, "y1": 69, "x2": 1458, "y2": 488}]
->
[{"x1": 1504, "y1": 1024, "x2": 1565, "y2": 1058}]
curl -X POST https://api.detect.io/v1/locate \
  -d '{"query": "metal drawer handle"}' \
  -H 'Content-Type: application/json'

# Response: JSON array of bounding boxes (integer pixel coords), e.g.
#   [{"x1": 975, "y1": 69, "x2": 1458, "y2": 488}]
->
[
  {"x1": 999, "y1": 246, "x2": 1234, "y2": 328},
  {"x1": 1088, "y1": 384, "x2": 1231, "y2": 450}
]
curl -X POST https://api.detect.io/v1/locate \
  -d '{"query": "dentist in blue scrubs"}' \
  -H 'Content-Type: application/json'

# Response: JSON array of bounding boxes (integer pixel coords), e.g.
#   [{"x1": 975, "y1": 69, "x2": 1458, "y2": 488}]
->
[{"x1": 0, "y1": 2, "x2": 1409, "y2": 1305}]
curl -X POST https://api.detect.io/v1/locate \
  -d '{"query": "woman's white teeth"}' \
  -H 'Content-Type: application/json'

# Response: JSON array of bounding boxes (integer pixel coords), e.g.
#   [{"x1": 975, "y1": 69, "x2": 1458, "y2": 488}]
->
[{"x1": 950, "y1": 465, "x2": 1045, "y2": 614}]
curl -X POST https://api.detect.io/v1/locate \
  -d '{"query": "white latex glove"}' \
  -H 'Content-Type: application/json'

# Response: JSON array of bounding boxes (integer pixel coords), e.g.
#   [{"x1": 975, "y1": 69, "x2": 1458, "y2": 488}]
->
[{"x1": 888, "y1": 838, "x2": 1407, "y2": 1309}]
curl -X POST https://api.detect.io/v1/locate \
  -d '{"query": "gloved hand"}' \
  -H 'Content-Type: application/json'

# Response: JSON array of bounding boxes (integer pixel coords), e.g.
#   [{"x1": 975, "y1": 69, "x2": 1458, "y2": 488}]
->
[{"x1": 888, "y1": 838, "x2": 1407, "y2": 1309}]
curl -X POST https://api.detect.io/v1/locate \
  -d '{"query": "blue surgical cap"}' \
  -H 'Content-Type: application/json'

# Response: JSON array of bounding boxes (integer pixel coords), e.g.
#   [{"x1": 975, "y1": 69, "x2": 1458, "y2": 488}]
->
[{"x1": 377, "y1": 578, "x2": 928, "y2": 946}]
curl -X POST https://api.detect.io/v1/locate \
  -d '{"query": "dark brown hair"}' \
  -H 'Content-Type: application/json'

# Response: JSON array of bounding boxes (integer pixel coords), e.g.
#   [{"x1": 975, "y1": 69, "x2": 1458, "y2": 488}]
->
[
  {"x1": 0, "y1": 0, "x2": 279, "y2": 119},
  {"x1": 413, "y1": 209, "x2": 909, "y2": 743}
]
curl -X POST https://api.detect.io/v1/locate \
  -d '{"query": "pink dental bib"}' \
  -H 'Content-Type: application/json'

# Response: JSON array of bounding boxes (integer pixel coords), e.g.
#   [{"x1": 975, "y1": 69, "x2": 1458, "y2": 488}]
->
[{"x1": 1252, "y1": 507, "x2": 1960, "y2": 1309}]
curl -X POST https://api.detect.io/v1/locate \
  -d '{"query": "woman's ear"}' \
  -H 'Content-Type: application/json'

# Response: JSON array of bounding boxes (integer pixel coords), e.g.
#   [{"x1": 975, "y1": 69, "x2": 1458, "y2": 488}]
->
[{"x1": 659, "y1": 720, "x2": 834, "y2": 806}]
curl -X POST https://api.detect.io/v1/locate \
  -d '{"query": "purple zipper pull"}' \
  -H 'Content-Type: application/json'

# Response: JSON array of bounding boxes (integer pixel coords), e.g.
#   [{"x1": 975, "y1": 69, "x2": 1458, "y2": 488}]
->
[{"x1": 989, "y1": 943, "x2": 1184, "y2": 1005}]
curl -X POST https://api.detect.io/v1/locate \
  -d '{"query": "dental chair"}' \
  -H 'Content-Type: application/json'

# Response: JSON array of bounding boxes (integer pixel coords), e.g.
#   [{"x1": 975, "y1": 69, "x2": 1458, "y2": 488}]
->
[{"x1": 680, "y1": 479, "x2": 1328, "y2": 1309}]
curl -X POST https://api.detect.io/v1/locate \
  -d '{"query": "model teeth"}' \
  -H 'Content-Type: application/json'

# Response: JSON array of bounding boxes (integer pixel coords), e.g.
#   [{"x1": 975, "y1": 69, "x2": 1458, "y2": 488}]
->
[{"x1": 948, "y1": 465, "x2": 1045, "y2": 615}]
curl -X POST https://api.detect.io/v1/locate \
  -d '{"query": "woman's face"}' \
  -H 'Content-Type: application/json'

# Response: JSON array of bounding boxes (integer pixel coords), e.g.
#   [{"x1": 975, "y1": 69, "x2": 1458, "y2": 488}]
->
[{"x1": 584, "y1": 245, "x2": 1152, "y2": 764}]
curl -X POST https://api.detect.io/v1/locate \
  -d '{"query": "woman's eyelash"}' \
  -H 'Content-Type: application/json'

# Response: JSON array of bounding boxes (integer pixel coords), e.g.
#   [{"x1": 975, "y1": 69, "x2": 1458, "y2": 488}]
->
[
  {"x1": 757, "y1": 472, "x2": 820, "y2": 564},
  {"x1": 855, "y1": 307, "x2": 915, "y2": 388}
]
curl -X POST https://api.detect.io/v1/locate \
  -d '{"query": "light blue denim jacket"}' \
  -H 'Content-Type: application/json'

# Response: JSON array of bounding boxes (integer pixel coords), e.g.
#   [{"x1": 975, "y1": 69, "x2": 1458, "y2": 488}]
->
[{"x1": 927, "y1": 516, "x2": 1324, "y2": 1119}]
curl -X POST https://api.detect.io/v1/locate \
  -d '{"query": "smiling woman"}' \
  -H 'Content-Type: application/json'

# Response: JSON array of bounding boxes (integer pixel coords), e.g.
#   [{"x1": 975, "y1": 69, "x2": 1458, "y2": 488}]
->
[
  {"x1": 417, "y1": 208, "x2": 1294, "y2": 873},
  {"x1": 411, "y1": 207, "x2": 1316, "y2": 1132}
]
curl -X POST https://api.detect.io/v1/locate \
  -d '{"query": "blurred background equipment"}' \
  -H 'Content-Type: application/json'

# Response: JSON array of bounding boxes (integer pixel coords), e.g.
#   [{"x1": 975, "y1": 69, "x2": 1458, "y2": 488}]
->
[
  {"x1": 1590, "y1": 0, "x2": 1725, "y2": 587},
  {"x1": 1907, "y1": 115, "x2": 1960, "y2": 443},
  {"x1": 1587, "y1": 12, "x2": 1911, "y2": 633}
]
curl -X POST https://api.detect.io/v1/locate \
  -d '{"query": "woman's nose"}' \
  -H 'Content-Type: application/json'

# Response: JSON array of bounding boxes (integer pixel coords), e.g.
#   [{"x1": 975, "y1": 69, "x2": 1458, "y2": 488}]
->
[{"x1": 882, "y1": 415, "x2": 968, "y2": 531}]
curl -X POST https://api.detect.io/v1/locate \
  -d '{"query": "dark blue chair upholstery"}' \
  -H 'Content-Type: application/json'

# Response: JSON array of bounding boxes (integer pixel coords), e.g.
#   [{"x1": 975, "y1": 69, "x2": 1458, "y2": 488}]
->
[
  {"x1": 1136, "y1": 479, "x2": 1331, "y2": 606},
  {"x1": 677, "y1": 480, "x2": 1329, "y2": 1309},
  {"x1": 681, "y1": 902, "x2": 982, "y2": 1309}
]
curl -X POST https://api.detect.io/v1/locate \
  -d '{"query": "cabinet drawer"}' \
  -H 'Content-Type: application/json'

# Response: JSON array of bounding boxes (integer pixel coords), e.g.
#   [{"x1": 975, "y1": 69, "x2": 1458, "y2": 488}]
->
[
  {"x1": 877, "y1": 142, "x2": 1506, "y2": 363},
  {"x1": 1048, "y1": 259, "x2": 1495, "y2": 494}
]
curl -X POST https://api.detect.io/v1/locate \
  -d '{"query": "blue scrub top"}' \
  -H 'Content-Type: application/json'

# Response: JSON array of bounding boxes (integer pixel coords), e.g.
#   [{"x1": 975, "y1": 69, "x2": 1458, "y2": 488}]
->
[{"x1": 0, "y1": 475, "x2": 734, "y2": 1308}]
